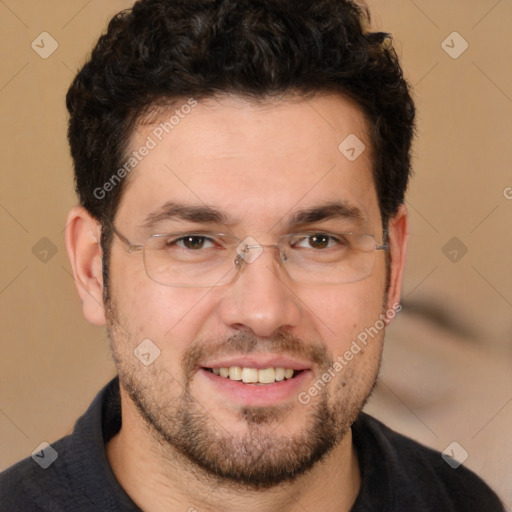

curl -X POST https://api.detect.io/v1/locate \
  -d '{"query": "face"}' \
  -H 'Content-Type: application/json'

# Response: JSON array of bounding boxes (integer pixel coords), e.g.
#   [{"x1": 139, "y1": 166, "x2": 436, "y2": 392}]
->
[{"x1": 102, "y1": 94, "x2": 402, "y2": 488}]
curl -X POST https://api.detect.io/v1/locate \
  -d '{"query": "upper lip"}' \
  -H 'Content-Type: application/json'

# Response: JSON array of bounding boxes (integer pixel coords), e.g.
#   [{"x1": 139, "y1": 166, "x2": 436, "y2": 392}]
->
[{"x1": 200, "y1": 355, "x2": 312, "y2": 371}]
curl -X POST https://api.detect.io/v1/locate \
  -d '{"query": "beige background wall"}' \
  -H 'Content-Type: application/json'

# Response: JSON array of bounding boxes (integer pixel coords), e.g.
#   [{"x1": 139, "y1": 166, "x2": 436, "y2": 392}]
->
[{"x1": 1, "y1": 0, "x2": 511, "y2": 507}]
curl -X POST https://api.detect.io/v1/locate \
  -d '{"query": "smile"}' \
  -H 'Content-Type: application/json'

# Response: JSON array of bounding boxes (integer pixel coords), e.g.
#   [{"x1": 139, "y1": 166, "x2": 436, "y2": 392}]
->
[{"x1": 205, "y1": 366, "x2": 301, "y2": 384}]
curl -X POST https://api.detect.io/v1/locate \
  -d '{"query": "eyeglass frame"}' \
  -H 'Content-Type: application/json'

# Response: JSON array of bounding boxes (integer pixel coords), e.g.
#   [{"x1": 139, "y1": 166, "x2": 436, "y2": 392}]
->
[{"x1": 109, "y1": 224, "x2": 389, "y2": 288}]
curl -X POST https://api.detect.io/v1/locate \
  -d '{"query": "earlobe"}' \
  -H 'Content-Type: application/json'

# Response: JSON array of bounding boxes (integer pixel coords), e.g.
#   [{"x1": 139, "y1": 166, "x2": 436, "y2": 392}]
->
[
  {"x1": 65, "y1": 206, "x2": 107, "y2": 326},
  {"x1": 385, "y1": 204, "x2": 409, "y2": 320}
]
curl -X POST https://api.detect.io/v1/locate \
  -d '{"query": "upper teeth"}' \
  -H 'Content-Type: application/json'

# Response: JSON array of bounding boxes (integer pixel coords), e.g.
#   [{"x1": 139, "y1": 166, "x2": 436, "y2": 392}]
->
[{"x1": 212, "y1": 367, "x2": 295, "y2": 384}]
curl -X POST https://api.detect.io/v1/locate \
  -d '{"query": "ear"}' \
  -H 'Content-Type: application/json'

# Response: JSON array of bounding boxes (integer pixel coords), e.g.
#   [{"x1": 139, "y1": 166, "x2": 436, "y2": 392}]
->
[
  {"x1": 385, "y1": 204, "x2": 409, "y2": 320},
  {"x1": 65, "y1": 206, "x2": 106, "y2": 326}
]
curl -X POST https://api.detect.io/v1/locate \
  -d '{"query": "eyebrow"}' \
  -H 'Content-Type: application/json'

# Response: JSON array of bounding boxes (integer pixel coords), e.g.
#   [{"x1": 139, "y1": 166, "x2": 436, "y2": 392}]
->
[
  {"x1": 141, "y1": 201, "x2": 235, "y2": 231},
  {"x1": 287, "y1": 201, "x2": 367, "y2": 228},
  {"x1": 141, "y1": 200, "x2": 367, "y2": 232}
]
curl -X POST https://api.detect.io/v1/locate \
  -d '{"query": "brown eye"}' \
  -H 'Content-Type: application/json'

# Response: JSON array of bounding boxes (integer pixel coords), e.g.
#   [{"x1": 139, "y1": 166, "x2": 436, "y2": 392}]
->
[
  {"x1": 176, "y1": 236, "x2": 211, "y2": 250},
  {"x1": 308, "y1": 234, "x2": 330, "y2": 249}
]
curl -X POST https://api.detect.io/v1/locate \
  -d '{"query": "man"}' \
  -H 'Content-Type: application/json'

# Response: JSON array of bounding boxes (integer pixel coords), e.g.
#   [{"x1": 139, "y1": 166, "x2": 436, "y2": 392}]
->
[{"x1": 0, "y1": 0, "x2": 505, "y2": 510}]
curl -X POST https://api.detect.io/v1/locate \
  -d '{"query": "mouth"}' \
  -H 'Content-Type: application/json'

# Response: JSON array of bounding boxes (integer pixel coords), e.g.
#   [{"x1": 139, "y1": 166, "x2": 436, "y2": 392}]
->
[
  {"x1": 197, "y1": 357, "x2": 312, "y2": 406},
  {"x1": 204, "y1": 366, "x2": 303, "y2": 385}
]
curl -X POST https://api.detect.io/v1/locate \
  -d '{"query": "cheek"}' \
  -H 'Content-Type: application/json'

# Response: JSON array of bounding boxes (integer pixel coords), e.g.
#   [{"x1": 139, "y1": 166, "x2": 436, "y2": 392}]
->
[
  {"x1": 314, "y1": 282, "x2": 386, "y2": 407},
  {"x1": 108, "y1": 256, "x2": 214, "y2": 346},
  {"x1": 304, "y1": 273, "x2": 387, "y2": 351}
]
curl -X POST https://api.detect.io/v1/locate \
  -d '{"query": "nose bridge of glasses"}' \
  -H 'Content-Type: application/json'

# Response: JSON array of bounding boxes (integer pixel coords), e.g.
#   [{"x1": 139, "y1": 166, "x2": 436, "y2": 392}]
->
[
  {"x1": 235, "y1": 238, "x2": 287, "y2": 268},
  {"x1": 230, "y1": 241, "x2": 295, "y2": 293}
]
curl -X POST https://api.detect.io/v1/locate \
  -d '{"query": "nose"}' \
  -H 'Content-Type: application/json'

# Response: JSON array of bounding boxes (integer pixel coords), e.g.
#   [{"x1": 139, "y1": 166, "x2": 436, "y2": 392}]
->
[{"x1": 216, "y1": 245, "x2": 302, "y2": 337}]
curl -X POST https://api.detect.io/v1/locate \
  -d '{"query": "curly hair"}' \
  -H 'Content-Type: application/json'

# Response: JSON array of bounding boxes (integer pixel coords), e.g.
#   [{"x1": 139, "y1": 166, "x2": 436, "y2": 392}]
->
[{"x1": 66, "y1": 0, "x2": 415, "y2": 234}]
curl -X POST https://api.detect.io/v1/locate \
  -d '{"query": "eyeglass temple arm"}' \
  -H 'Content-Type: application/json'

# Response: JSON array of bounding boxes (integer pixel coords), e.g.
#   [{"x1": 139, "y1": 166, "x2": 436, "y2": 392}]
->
[
  {"x1": 377, "y1": 225, "x2": 390, "y2": 251},
  {"x1": 110, "y1": 225, "x2": 143, "y2": 253}
]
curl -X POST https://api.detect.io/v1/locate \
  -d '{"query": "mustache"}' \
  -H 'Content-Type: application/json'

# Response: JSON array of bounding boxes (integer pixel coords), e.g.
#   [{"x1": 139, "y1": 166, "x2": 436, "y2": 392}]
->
[{"x1": 182, "y1": 330, "x2": 332, "y2": 377}]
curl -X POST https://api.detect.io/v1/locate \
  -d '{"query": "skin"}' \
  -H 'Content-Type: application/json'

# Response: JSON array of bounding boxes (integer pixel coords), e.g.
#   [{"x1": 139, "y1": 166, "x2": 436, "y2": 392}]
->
[{"x1": 65, "y1": 93, "x2": 408, "y2": 512}]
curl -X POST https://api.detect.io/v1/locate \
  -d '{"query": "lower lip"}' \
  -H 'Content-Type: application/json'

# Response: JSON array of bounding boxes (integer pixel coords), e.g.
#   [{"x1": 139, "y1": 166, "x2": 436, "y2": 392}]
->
[{"x1": 198, "y1": 368, "x2": 311, "y2": 407}]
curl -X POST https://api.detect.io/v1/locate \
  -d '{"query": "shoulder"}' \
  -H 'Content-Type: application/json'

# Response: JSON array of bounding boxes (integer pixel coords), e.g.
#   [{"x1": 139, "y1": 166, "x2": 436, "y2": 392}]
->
[
  {"x1": 0, "y1": 436, "x2": 74, "y2": 511},
  {"x1": 352, "y1": 413, "x2": 505, "y2": 511},
  {"x1": 0, "y1": 378, "x2": 134, "y2": 512}
]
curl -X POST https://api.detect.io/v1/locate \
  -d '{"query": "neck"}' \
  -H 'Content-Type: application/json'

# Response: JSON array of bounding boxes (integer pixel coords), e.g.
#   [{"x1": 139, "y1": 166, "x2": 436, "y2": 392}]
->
[{"x1": 106, "y1": 388, "x2": 361, "y2": 512}]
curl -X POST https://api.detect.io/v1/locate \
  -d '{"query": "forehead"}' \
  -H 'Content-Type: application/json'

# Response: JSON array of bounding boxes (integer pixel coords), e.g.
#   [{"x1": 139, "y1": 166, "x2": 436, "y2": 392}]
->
[{"x1": 116, "y1": 93, "x2": 381, "y2": 233}]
